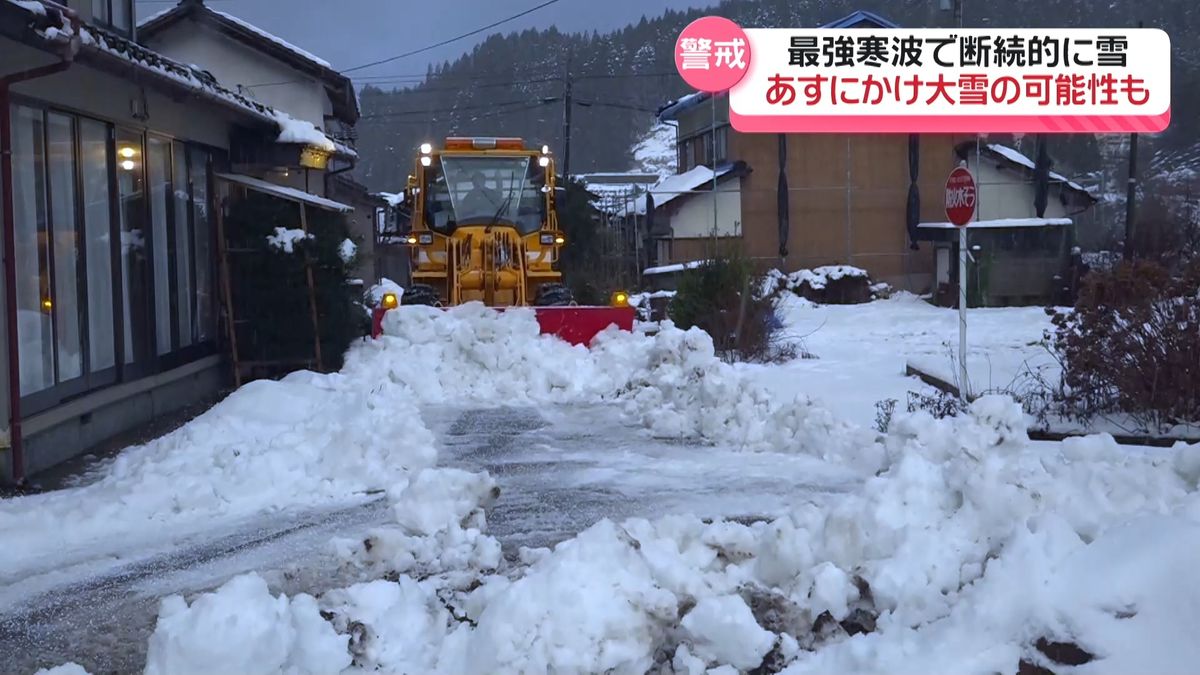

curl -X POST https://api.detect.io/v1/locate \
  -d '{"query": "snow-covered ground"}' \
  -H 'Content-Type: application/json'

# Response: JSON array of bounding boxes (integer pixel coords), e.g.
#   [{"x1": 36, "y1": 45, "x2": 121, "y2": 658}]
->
[
  {"x1": 7, "y1": 299, "x2": 1200, "y2": 674},
  {"x1": 746, "y1": 293, "x2": 1057, "y2": 429}
]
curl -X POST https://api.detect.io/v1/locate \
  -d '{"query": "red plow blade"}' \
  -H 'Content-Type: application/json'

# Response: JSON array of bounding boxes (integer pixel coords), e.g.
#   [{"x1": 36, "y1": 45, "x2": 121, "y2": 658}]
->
[
  {"x1": 371, "y1": 305, "x2": 636, "y2": 346},
  {"x1": 532, "y1": 306, "x2": 636, "y2": 346}
]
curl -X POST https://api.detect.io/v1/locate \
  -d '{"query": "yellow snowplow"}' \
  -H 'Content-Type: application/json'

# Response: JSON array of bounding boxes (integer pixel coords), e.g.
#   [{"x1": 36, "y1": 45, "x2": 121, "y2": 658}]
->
[{"x1": 371, "y1": 137, "x2": 634, "y2": 345}]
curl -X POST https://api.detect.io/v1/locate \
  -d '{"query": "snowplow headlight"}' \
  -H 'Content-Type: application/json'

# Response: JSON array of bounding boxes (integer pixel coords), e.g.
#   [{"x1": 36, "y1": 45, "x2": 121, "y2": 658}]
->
[
  {"x1": 418, "y1": 232, "x2": 434, "y2": 245},
  {"x1": 539, "y1": 233, "x2": 555, "y2": 245},
  {"x1": 420, "y1": 156, "x2": 432, "y2": 167},
  {"x1": 611, "y1": 291, "x2": 629, "y2": 307},
  {"x1": 381, "y1": 292, "x2": 399, "y2": 310},
  {"x1": 538, "y1": 156, "x2": 550, "y2": 167},
  {"x1": 404, "y1": 234, "x2": 418, "y2": 245},
  {"x1": 554, "y1": 235, "x2": 565, "y2": 245},
  {"x1": 419, "y1": 142, "x2": 433, "y2": 154}
]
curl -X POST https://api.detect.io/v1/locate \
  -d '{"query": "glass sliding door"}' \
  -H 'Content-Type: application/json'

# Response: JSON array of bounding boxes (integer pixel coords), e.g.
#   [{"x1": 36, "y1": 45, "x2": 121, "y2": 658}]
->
[
  {"x1": 12, "y1": 106, "x2": 54, "y2": 395},
  {"x1": 190, "y1": 149, "x2": 214, "y2": 343},
  {"x1": 46, "y1": 112, "x2": 84, "y2": 383},
  {"x1": 80, "y1": 118, "x2": 117, "y2": 375},
  {"x1": 147, "y1": 136, "x2": 173, "y2": 355},
  {"x1": 173, "y1": 142, "x2": 193, "y2": 348},
  {"x1": 116, "y1": 128, "x2": 151, "y2": 370}
]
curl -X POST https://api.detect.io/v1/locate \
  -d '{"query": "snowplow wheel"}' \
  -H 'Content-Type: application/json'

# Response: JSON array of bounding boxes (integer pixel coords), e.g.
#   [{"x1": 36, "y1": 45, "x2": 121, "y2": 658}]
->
[
  {"x1": 402, "y1": 283, "x2": 440, "y2": 306},
  {"x1": 533, "y1": 283, "x2": 574, "y2": 306}
]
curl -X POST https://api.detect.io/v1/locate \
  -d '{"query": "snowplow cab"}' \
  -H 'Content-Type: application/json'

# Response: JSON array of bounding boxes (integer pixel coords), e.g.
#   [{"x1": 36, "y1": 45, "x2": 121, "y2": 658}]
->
[
  {"x1": 370, "y1": 137, "x2": 635, "y2": 346},
  {"x1": 402, "y1": 137, "x2": 567, "y2": 307}
]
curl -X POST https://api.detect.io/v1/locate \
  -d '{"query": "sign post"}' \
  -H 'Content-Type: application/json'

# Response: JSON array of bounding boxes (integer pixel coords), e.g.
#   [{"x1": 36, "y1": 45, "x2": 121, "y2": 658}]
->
[{"x1": 945, "y1": 166, "x2": 977, "y2": 401}]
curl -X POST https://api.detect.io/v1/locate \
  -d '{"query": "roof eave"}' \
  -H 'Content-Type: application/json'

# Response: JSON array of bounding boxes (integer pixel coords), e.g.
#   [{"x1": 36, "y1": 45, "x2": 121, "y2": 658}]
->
[{"x1": 138, "y1": 3, "x2": 358, "y2": 123}]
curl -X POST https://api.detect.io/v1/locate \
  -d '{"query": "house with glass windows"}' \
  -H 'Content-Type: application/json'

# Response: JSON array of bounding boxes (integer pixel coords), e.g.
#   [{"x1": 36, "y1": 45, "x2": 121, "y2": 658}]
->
[{"x1": 0, "y1": 0, "x2": 359, "y2": 483}]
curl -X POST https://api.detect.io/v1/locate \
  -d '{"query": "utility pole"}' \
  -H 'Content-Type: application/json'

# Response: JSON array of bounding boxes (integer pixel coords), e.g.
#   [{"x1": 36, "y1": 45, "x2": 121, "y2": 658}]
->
[
  {"x1": 561, "y1": 62, "x2": 573, "y2": 183},
  {"x1": 710, "y1": 94, "x2": 718, "y2": 255},
  {"x1": 1124, "y1": 20, "x2": 1144, "y2": 261}
]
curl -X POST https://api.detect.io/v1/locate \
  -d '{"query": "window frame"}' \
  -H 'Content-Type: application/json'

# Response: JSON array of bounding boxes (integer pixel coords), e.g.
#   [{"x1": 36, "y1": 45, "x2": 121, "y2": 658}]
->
[
  {"x1": 91, "y1": 0, "x2": 134, "y2": 38},
  {"x1": 9, "y1": 95, "x2": 220, "y2": 415}
]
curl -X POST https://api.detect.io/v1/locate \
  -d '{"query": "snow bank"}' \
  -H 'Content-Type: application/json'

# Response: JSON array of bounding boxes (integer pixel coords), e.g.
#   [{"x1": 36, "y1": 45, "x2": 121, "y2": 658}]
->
[
  {"x1": 0, "y1": 371, "x2": 438, "y2": 581},
  {"x1": 144, "y1": 572, "x2": 350, "y2": 675},
  {"x1": 139, "y1": 389, "x2": 1200, "y2": 673},
  {"x1": 356, "y1": 304, "x2": 876, "y2": 462},
  {"x1": 266, "y1": 226, "x2": 313, "y2": 252}
]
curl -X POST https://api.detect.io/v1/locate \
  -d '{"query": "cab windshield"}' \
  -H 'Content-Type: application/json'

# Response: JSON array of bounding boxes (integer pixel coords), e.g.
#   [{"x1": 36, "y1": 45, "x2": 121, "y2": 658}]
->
[{"x1": 424, "y1": 156, "x2": 545, "y2": 235}]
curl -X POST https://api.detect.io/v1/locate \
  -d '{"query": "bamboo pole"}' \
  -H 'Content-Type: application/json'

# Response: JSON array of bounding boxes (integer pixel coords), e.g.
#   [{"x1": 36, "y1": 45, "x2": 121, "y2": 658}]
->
[
  {"x1": 298, "y1": 204, "x2": 324, "y2": 371},
  {"x1": 214, "y1": 194, "x2": 242, "y2": 388}
]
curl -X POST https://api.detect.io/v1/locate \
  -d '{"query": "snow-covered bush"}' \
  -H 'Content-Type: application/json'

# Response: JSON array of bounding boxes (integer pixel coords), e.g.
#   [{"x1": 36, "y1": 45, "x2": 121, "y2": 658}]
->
[
  {"x1": 1047, "y1": 258, "x2": 1200, "y2": 432},
  {"x1": 226, "y1": 189, "x2": 368, "y2": 372},
  {"x1": 667, "y1": 253, "x2": 790, "y2": 363}
]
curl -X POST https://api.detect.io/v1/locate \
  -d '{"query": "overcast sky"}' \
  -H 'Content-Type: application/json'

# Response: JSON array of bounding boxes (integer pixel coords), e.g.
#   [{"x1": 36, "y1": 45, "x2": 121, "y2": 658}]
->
[{"x1": 136, "y1": 0, "x2": 716, "y2": 88}]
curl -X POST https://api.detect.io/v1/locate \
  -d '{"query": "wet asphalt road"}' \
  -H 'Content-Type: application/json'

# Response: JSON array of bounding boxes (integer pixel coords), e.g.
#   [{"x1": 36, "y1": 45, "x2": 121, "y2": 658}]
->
[{"x1": 0, "y1": 404, "x2": 856, "y2": 674}]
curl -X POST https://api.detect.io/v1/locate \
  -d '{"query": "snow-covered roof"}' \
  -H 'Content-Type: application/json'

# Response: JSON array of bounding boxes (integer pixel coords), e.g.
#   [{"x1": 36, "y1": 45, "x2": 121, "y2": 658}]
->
[
  {"x1": 136, "y1": 0, "x2": 358, "y2": 123},
  {"x1": 643, "y1": 260, "x2": 705, "y2": 276},
  {"x1": 216, "y1": 173, "x2": 354, "y2": 212},
  {"x1": 206, "y1": 7, "x2": 331, "y2": 69},
  {"x1": 3, "y1": 1, "x2": 347, "y2": 157},
  {"x1": 919, "y1": 218, "x2": 1073, "y2": 229},
  {"x1": 970, "y1": 143, "x2": 1093, "y2": 197},
  {"x1": 635, "y1": 162, "x2": 741, "y2": 214},
  {"x1": 820, "y1": 9, "x2": 899, "y2": 29},
  {"x1": 138, "y1": 1, "x2": 330, "y2": 70}
]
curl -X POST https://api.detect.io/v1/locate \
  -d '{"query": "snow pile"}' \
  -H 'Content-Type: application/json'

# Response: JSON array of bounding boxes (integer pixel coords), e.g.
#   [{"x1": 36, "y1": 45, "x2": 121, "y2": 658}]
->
[
  {"x1": 144, "y1": 572, "x2": 350, "y2": 675},
  {"x1": 266, "y1": 226, "x2": 313, "y2": 252},
  {"x1": 762, "y1": 266, "x2": 869, "y2": 296},
  {"x1": 140, "y1": 394, "x2": 1200, "y2": 673},
  {"x1": 357, "y1": 304, "x2": 874, "y2": 459},
  {"x1": 338, "y1": 237, "x2": 357, "y2": 263},
  {"x1": 0, "y1": 371, "x2": 439, "y2": 580}
]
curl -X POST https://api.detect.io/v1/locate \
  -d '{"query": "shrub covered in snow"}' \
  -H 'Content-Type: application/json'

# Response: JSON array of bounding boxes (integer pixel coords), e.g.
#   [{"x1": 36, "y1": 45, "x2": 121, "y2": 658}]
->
[
  {"x1": 226, "y1": 189, "x2": 367, "y2": 371},
  {"x1": 667, "y1": 254, "x2": 790, "y2": 363},
  {"x1": 1047, "y1": 259, "x2": 1200, "y2": 432}
]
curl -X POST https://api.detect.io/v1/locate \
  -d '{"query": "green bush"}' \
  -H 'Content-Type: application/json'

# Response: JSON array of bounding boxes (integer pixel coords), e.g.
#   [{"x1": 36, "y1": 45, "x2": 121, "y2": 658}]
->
[
  {"x1": 225, "y1": 190, "x2": 368, "y2": 372},
  {"x1": 668, "y1": 250, "x2": 788, "y2": 363}
]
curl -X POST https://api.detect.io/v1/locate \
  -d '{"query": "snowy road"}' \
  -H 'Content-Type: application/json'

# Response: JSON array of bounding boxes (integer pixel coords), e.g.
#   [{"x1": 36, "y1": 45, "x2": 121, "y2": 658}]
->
[{"x1": 1, "y1": 403, "x2": 858, "y2": 674}]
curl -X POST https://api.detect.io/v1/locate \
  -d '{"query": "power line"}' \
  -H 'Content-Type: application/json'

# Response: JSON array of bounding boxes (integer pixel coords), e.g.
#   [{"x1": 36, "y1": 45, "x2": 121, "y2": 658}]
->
[
  {"x1": 368, "y1": 101, "x2": 556, "y2": 125},
  {"x1": 342, "y1": 0, "x2": 564, "y2": 75},
  {"x1": 358, "y1": 98, "x2": 558, "y2": 122}
]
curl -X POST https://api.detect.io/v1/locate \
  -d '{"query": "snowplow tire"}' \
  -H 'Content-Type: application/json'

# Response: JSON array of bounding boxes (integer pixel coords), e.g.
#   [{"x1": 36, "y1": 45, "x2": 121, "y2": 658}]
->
[
  {"x1": 402, "y1": 283, "x2": 440, "y2": 306},
  {"x1": 534, "y1": 283, "x2": 574, "y2": 307}
]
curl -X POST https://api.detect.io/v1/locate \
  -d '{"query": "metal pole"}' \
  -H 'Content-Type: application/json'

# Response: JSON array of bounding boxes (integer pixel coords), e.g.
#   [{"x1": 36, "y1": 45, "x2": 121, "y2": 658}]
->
[
  {"x1": 561, "y1": 65, "x2": 573, "y2": 183},
  {"x1": 711, "y1": 94, "x2": 718, "y2": 254}
]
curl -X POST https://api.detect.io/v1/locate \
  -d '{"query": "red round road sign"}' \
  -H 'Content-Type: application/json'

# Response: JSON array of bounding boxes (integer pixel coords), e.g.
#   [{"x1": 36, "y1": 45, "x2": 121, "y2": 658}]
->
[{"x1": 944, "y1": 167, "x2": 977, "y2": 227}]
